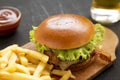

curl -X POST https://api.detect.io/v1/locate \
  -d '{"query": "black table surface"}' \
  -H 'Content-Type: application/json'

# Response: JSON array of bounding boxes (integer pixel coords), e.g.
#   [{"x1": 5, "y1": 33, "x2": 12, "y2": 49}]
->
[{"x1": 0, "y1": 0, "x2": 120, "y2": 80}]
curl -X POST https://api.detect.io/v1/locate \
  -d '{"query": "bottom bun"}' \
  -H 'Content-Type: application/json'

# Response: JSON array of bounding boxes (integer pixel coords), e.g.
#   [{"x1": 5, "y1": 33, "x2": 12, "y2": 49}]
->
[{"x1": 67, "y1": 52, "x2": 96, "y2": 72}]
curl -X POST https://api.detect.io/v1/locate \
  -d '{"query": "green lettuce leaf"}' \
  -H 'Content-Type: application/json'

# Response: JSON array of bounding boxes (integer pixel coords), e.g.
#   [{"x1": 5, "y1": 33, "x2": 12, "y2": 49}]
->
[
  {"x1": 29, "y1": 26, "x2": 49, "y2": 53},
  {"x1": 29, "y1": 24, "x2": 105, "y2": 61}
]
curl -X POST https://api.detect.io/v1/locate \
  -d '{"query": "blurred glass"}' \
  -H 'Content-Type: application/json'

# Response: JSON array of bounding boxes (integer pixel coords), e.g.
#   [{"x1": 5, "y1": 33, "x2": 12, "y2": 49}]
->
[{"x1": 90, "y1": 0, "x2": 120, "y2": 24}]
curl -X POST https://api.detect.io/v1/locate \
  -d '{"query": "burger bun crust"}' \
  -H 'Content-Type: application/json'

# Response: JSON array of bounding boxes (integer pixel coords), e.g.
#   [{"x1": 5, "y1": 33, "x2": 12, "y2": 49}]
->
[{"x1": 35, "y1": 14, "x2": 95, "y2": 49}]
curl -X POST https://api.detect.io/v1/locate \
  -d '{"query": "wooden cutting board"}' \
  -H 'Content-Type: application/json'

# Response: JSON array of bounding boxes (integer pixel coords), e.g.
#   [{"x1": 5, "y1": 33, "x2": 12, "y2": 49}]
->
[{"x1": 22, "y1": 27, "x2": 119, "y2": 80}]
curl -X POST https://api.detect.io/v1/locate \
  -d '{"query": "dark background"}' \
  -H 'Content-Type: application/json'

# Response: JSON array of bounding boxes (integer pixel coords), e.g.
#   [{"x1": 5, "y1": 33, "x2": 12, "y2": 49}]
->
[{"x1": 0, "y1": 0, "x2": 120, "y2": 80}]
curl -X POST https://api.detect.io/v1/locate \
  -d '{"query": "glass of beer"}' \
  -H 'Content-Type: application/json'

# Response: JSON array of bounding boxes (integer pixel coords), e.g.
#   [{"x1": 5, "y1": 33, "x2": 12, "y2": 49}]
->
[{"x1": 90, "y1": 0, "x2": 120, "y2": 24}]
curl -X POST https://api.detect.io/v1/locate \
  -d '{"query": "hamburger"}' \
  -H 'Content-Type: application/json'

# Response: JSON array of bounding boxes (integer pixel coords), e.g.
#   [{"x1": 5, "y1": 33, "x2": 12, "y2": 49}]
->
[{"x1": 29, "y1": 14, "x2": 106, "y2": 71}]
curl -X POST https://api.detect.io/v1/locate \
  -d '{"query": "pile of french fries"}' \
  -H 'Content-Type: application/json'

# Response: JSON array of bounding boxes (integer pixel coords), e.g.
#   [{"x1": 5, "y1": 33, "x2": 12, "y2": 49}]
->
[{"x1": 0, "y1": 45, "x2": 75, "y2": 80}]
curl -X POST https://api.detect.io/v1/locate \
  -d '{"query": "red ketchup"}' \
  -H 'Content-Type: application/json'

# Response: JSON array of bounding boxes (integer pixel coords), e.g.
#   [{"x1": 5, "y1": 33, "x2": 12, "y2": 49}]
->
[{"x1": 0, "y1": 6, "x2": 21, "y2": 36}]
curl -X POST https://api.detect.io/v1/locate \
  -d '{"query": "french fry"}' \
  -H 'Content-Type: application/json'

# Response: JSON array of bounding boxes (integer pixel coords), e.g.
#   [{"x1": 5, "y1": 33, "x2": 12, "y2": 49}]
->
[
  {"x1": 4, "y1": 63, "x2": 16, "y2": 73},
  {"x1": 0, "y1": 45, "x2": 18, "y2": 56},
  {"x1": 0, "y1": 71, "x2": 42, "y2": 80},
  {"x1": 41, "y1": 64, "x2": 53, "y2": 76},
  {"x1": 11, "y1": 72, "x2": 42, "y2": 80},
  {"x1": 0, "y1": 52, "x2": 2, "y2": 57},
  {"x1": 42, "y1": 69, "x2": 50, "y2": 76},
  {"x1": 26, "y1": 54, "x2": 39, "y2": 64},
  {"x1": 8, "y1": 52, "x2": 17, "y2": 64},
  {"x1": 33, "y1": 62, "x2": 46, "y2": 77},
  {"x1": 60, "y1": 70, "x2": 72, "y2": 80},
  {"x1": 40, "y1": 75, "x2": 52, "y2": 80},
  {"x1": 0, "y1": 50, "x2": 12, "y2": 68},
  {"x1": 27, "y1": 66, "x2": 36, "y2": 75},
  {"x1": 19, "y1": 55, "x2": 28, "y2": 66},
  {"x1": 51, "y1": 69, "x2": 75, "y2": 79},
  {"x1": 12, "y1": 47, "x2": 49, "y2": 63},
  {"x1": 26, "y1": 50, "x2": 49, "y2": 63},
  {"x1": 27, "y1": 63, "x2": 37, "y2": 75},
  {"x1": 17, "y1": 52, "x2": 26, "y2": 56},
  {"x1": 16, "y1": 64, "x2": 30, "y2": 75},
  {"x1": 0, "y1": 71, "x2": 12, "y2": 80},
  {"x1": 5, "y1": 53, "x2": 17, "y2": 72},
  {"x1": 27, "y1": 63, "x2": 37, "y2": 68},
  {"x1": 0, "y1": 60, "x2": 7, "y2": 69},
  {"x1": 0, "y1": 50, "x2": 12, "y2": 62}
]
